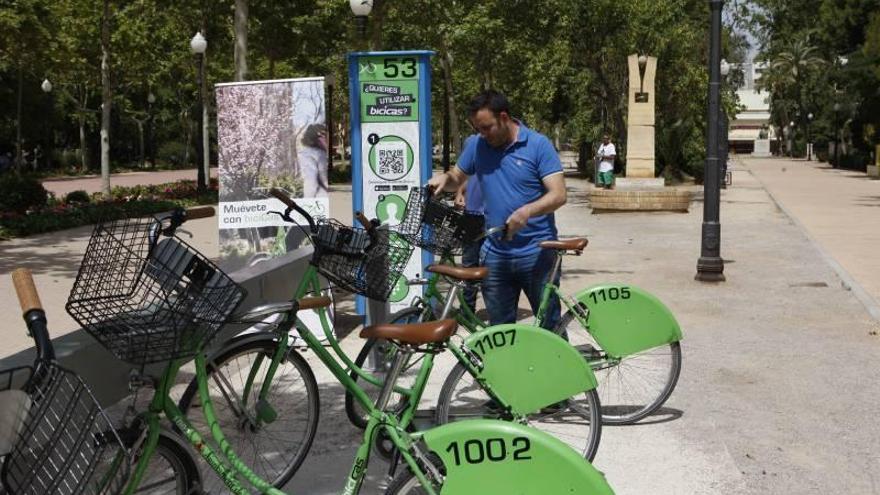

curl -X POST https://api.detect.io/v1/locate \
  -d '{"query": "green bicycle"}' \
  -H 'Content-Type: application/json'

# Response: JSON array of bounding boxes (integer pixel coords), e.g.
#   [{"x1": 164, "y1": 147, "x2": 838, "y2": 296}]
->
[
  {"x1": 173, "y1": 189, "x2": 606, "y2": 491},
  {"x1": 50, "y1": 206, "x2": 615, "y2": 494},
  {"x1": 346, "y1": 188, "x2": 683, "y2": 426}
]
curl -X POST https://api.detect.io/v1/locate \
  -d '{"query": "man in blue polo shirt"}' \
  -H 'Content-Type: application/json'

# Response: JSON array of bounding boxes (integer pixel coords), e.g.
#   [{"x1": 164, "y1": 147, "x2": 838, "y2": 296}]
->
[{"x1": 428, "y1": 90, "x2": 566, "y2": 330}]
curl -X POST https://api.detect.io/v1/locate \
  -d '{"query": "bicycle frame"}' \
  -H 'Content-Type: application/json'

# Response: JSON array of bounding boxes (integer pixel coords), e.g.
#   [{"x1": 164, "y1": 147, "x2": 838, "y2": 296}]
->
[{"x1": 121, "y1": 262, "x2": 445, "y2": 495}]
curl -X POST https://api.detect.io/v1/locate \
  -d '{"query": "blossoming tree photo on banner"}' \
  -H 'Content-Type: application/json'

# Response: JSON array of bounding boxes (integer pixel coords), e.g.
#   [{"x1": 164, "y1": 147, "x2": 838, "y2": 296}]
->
[{"x1": 215, "y1": 78, "x2": 330, "y2": 271}]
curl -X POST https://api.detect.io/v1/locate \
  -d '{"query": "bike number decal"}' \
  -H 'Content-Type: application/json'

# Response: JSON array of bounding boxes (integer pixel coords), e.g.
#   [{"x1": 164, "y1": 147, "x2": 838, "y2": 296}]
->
[
  {"x1": 587, "y1": 286, "x2": 631, "y2": 305},
  {"x1": 471, "y1": 329, "x2": 516, "y2": 356},
  {"x1": 445, "y1": 437, "x2": 532, "y2": 466}
]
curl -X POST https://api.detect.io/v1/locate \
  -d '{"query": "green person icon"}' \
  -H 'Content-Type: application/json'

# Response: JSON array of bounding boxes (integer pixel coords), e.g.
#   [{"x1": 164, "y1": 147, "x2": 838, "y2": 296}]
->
[
  {"x1": 389, "y1": 274, "x2": 409, "y2": 303},
  {"x1": 376, "y1": 194, "x2": 407, "y2": 225}
]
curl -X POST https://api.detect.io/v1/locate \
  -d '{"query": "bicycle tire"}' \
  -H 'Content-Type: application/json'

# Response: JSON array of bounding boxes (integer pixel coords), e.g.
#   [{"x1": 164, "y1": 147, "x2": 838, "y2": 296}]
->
[
  {"x1": 554, "y1": 304, "x2": 682, "y2": 425},
  {"x1": 435, "y1": 362, "x2": 602, "y2": 462},
  {"x1": 130, "y1": 434, "x2": 201, "y2": 495},
  {"x1": 177, "y1": 338, "x2": 319, "y2": 491},
  {"x1": 344, "y1": 306, "x2": 428, "y2": 430}
]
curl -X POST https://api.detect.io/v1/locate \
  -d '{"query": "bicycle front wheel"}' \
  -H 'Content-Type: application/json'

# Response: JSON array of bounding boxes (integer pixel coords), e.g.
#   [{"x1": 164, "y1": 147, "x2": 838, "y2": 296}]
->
[
  {"x1": 130, "y1": 434, "x2": 201, "y2": 495},
  {"x1": 435, "y1": 362, "x2": 602, "y2": 462},
  {"x1": 554, "y1": 304, "x2": 682, "y2": 425},
  {"x1": 178, "y1": 338, "x2": 319, "y2": 491}
]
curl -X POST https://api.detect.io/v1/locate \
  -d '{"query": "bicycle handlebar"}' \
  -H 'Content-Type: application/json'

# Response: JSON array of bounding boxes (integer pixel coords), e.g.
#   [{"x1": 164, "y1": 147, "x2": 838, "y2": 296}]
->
[
  {"x1": 269, "y1": 188, "x2": 317, "y2": 232},
  {"x1": 11, "y1": 268, "x2": 54, "y2": 361},
  {"x1": 12, "y1": 268, "x2": 42, "y2": 315},
  {"x1": 354, "y1": 211, "x2": 373, "y2": 230}
]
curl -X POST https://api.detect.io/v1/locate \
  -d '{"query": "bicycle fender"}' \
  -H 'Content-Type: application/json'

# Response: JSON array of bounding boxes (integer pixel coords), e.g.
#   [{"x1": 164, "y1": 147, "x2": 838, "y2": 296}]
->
[
  {"x1": 464, "y1": 324, "x2": 597, "y2": 415},
  {"x1": 573, "y1": 284, "x2": 682, "y2": 358},
  {"x1": 422, "y1": 419, "x2": 614, "y2": 494}
]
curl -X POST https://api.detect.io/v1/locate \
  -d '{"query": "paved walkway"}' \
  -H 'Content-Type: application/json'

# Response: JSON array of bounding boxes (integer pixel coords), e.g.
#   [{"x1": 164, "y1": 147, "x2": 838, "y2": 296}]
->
[
  {"x1": 2, "y1": 165, "x2": 880, "y2": 494},
  {"x1": 741, "y1": 156, "x2": 880, "y2": 319},
  {"x1": 41, "y1": 167, "x2": 219, "y2": 196}
]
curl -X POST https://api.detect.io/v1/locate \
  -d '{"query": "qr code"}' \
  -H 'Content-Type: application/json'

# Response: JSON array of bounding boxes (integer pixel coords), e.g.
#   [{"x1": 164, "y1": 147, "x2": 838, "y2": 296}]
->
[{"x1": 378, "y1": 147, "x2": 405, "y2": 175}]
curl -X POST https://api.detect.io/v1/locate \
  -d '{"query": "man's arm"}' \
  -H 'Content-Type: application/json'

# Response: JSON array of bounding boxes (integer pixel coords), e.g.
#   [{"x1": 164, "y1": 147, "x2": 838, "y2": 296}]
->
[
  {"x1": 454, "y1": 177, "x2": 469, "y2": 209},
  {"x1": 505, "y1": 173, "x2": 567, "y2": 239},
  {"x1": 427, "y1": 165, "x2": 468, "y2": 194}
]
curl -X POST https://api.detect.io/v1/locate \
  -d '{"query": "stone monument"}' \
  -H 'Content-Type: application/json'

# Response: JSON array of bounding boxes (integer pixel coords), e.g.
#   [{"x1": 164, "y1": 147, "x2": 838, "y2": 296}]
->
[{"x1": 590, "y1": 54, "x2": 692, "y2": 212}]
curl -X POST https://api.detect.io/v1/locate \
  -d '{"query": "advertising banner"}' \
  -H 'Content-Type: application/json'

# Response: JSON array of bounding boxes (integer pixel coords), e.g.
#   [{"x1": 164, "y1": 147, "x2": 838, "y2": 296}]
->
[
  {"x1": 215, "y1": 77, "x2": 332, "y2": 335},
  {"x1": 349, "y1": 52, "x2": 434, "y2": 314}
]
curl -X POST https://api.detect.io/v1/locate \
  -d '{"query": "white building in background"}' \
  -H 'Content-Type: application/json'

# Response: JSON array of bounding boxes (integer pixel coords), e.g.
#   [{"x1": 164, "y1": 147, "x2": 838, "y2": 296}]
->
[{"x1": 729, "y1": 62, "x2": 775, "y2": 154}]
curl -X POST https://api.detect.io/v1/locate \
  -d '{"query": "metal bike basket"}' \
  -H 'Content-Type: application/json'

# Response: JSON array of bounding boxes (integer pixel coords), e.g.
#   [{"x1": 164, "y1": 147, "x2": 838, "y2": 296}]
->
[
  {"x1": 0, "y1": 362, "x2": 129, "y2": 495},
  {"x1": 396, "y1": 186, "x2": 485, "y2": 255},
  {"x1": 65, "y1": 216, "x2": 246, "y2": 365},
  {"x1": 311, "y1": 218, "x2": 413, "y2": 301}
]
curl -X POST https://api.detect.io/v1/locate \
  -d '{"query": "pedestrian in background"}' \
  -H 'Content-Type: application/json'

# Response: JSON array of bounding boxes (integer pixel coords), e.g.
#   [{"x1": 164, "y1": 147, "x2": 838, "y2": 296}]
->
[{"x1": 596, "y1": 133, "x2": 616, "y2": 190}]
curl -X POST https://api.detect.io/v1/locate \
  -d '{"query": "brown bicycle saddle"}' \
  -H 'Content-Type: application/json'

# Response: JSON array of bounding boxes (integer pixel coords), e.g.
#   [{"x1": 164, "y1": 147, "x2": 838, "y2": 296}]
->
[
  {"x1": 539, "y1": 238, "x2": 588, "y2": 252},
  {"x1": 360, "y1": 319, "x2": 458, "y2": 345},
  {"x1": 426, "y1": 264, "x2": 488, "y2": 281}
]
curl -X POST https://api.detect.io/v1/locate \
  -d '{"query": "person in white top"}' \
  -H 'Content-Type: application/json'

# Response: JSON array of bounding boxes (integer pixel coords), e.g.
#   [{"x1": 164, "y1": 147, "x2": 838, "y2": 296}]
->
[{"x1": 596, "y1": 133, "x2": 616, "y2": 189}]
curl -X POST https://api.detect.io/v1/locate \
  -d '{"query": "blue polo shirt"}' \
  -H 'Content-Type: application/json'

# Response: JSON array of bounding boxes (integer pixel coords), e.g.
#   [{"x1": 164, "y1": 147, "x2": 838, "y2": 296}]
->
[{"x1": 457, "y1": 122, "x2": 562, "y2": 257}]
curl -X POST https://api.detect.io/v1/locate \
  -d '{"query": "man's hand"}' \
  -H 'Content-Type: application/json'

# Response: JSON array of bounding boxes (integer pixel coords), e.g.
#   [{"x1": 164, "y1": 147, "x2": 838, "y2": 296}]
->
[
  {"x1": 427, "y1": 166, "x2": 467, "y2": 195},
  {"x1": 454, "y1": 188, "x2": 466, "y2": 209},
  {"x1": 505, "y1": 204, "x2": 532, "y2": 240},
  {"x1": 427, "y1": 173, "x2": 450, "y2": 193}
]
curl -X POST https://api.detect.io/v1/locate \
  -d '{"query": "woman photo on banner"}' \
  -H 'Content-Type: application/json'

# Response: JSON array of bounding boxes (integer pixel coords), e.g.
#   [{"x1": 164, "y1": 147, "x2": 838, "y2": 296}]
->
[{"x1": 298, "y1": 123, "x2": 329, "y2": 198}]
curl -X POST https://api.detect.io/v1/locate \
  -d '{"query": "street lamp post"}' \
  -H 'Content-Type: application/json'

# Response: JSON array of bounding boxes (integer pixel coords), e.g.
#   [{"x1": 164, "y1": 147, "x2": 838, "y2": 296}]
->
[
  {"x1": 719, "y1": 59, "x2": 730, "y2": 190},
  {"x1": 349, "y1": 0, "x2": 373, "y2": 41},
  {"x1": 41, "y1": 79, "x2": 53, "y2": 170},
  {"x1": 696, "y1": 0, "x2": 726, "y2": 282},
  {"x1": 190, "y1": 31, "x2": 208, "y2": 193},
  {"x1": 788, "y1": 120, "x2": 795, "y2": 157},
  {"x1": 806, "y1": 112, "x2": 813, "y2": 161}
]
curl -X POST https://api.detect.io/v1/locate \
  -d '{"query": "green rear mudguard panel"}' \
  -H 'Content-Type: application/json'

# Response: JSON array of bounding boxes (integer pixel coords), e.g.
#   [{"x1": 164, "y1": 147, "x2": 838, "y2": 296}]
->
[
  {"x1": 574, "y1": 284, "x2": 683, "y2": 358},
  {"x1": 464, "y1": 324, "x2": 597, "y2": 415},
  {"x1": 423, "y1": 419, "x2": 614, "y2": 494}
]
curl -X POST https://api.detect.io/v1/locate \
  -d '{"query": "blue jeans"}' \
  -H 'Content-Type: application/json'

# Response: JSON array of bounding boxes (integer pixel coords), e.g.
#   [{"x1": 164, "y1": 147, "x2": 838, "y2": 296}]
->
[
  {"x1": 481, "y1": 247, "x2": 561, "y2": 330},
  {"x1": 461, "y1": 238, "x2": 484, "y2": 312}
]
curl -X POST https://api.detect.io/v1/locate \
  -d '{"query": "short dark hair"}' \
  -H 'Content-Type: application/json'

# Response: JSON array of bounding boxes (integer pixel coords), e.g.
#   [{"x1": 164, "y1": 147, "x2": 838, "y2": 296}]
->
[
  {"x1": 302, "y1": 123, "x2": 326, "y2": 148},
  {"x1": 467, "y1": 89, "x2": 511, "y2": 118}
]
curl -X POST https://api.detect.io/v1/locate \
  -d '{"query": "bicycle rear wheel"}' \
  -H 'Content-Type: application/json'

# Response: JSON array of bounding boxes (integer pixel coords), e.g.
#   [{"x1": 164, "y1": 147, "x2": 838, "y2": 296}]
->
[
  {"x1": 177, "y1": 338, "x2": 319, "y2": 491},
  {"x1": 554, "y1": 304, "x2": 682, "y2": 425},
  {"x1": 435, "y1": 363, "x2": 602, "y2": 462},
  {"x1": 344, "y1": 306, "x2": 429, "y2": 430}
]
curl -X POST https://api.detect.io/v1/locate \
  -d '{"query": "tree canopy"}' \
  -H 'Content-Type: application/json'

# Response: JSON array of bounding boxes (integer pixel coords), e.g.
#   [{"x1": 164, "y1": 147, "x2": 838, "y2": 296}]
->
[{"x1": 1, "y1": 0, "x2": 758, "y2": 180}]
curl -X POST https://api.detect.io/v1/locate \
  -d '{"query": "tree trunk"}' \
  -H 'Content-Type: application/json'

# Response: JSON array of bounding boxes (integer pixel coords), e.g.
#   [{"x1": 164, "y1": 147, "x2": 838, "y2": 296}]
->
[
  {"x1": 439, "y1": 49, "x2": 461, "y2": 154},
  {"x1": 234, "y1": 0, "x2": 248, "y2": 81},
  {"x1": 78, "y1": 113, "x2": 87, "y2": 172},
  {"x1": 368, "y1": 0, "x2": 386, "y2": 50},
  {"x1": 100, "y1": 0, "x2": 112, "y2": 195},
  {"x1": 15, "y1": 64, "x2": 23, "y2": 170},
  {"x1": 137, "y1": 119, "x2": 145, "y2": 168}
]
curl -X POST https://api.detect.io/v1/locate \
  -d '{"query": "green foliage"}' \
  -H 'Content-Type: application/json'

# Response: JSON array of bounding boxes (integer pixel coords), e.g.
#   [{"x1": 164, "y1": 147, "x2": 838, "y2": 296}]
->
[
  {"x1": 0, "y1": 178, "x2": 217, "y2": 239},
  {"x1": 750, "y1": 0, "x2": 880, "y2": 159},
  {"x1": 0, "y1": 174, "x2": 49, "y2": 213},
  {"x1": 64, "y1": 189, "x2": 91, "y2": 204},
  {"x1": 156, "y1": 141, "x2": 194, "y2": 168}
]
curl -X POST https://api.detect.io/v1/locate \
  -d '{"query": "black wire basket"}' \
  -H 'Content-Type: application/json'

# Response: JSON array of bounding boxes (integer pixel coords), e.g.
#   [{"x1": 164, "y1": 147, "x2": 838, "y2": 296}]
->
[
  {"x1": 66, "y1": 216, "x2": 247, "y2": 365},
  {"x1": 0, "y1": 362, "x2": 129, "y2": 495},
  {"x1": 396, "y1": 186, "x2": 485, "y2": 256},
  {"x1": 311, "y1": 218, "x2": 413, "y2": 301}
]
